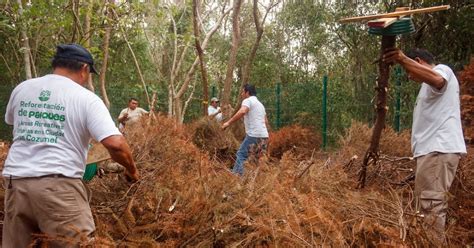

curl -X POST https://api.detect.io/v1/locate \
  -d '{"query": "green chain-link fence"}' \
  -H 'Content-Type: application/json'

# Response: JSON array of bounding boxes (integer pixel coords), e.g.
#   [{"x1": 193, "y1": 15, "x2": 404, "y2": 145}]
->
[{"x1": 0, "y1": 72, "x2": 416, "y2": 148}]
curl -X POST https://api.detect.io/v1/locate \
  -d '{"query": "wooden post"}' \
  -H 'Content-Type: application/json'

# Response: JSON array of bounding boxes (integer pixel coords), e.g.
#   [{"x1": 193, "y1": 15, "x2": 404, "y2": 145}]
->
[
  {"x1": 358, "y1": 35, "x2": 396, "y2": 188},
  {"x1": 338, "y1": 5, "x2": 450, "y2": 189}
]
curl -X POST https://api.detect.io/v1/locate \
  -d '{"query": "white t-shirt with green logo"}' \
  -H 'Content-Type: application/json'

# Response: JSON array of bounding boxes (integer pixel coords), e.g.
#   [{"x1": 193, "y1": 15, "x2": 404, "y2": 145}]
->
[{"x1": 4, "y1": 74, "x2": 121, "y2": 178}]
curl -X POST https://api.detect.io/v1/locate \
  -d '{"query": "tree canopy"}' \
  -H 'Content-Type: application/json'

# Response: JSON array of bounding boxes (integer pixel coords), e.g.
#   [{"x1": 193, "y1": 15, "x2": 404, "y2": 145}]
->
[{"x1": 0, "y1": 0, "x2": 472, "y2": 143}]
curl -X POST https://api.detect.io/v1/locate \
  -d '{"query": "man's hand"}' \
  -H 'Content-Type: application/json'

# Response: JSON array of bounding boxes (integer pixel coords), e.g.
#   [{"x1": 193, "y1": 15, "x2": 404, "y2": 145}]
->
[
  {"x1": 222, "y1": 122, "x2": 230, "y2": 130},
  {"x1": 383, "y1": 48, "x2": 408, "y2": 65},
  {"x1": 222, "y1": 105, "x2": 247, "y2": 130},
  {"x1": 118, "y1": 113, "x2": 129, "y2": 124},
  {"x1": 124, "y1": 167, "x2": 139, "y2": 182},
  {"x1": 101, "y1": 135, "x2": 139, "y2": 182}
]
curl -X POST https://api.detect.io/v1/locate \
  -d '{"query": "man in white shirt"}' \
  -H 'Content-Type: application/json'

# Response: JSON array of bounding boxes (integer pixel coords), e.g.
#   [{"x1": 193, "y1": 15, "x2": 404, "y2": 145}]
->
[
  {"x1": 222, "y1": 84, "x2": 269, "y2": 176},
  {"x1": 3, "y1": 44, "x2": 139, "y2": 247},
  {"x1": 384, "y1": 48, "x2": 466, "y2": 245},
  {"x1": 208, "y1": 97, "x2": 223, "y2": 121},
  {"x1": 118, "y1": 98, "x2": 148, "y2": 131}
]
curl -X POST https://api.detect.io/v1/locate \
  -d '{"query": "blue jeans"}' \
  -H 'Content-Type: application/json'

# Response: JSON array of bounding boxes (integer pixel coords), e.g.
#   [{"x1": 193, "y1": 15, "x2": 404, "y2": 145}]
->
[{"x1": 232, "y1": 135, "x2": 268, "y2": 176}]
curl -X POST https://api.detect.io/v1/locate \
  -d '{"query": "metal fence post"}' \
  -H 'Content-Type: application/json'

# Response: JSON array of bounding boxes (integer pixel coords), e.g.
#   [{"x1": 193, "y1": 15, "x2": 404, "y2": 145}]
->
[
  {"x1": 275, "y1": 82, "x2": 281, "y2": 129},
  {"x1": 322, "y1": 75, "x2": 328, "y2": 150}
]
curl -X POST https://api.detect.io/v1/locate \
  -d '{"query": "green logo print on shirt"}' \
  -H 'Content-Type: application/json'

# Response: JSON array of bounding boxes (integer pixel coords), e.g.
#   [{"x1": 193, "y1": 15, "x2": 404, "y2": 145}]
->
[{"x1": 39, "y1": 90, "x2": 51, "y2": 102}]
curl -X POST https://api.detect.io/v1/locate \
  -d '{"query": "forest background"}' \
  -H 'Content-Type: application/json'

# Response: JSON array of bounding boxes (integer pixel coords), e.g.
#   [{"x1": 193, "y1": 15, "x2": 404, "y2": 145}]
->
[{"x1": 0, "y1": 0, "x2": 472, "y2": 147}]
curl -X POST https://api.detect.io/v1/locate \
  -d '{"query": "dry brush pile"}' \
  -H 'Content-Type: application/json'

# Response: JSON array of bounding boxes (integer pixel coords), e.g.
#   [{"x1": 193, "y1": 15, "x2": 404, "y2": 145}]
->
[
  {"x1": 187, "y1": 117, "x2": 240, "y2": 164},
  {"x1": 0, "y1": 115, "x2": 472, "y2": 246},
  {"x1": 85, "y1": 116, "x2": 472, "y2": 247},
  {"x1": 460, "y1": 58, "x2": 474, "y2": 146},
  {"x1": 268, "y1": 125, "x2": 321, "y2": 159}
]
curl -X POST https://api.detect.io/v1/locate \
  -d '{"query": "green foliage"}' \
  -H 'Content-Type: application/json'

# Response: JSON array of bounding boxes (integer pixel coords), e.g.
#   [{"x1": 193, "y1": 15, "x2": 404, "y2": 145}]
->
[{"x1": 0, "y1": 1, "x2": 472, "y2": 147}]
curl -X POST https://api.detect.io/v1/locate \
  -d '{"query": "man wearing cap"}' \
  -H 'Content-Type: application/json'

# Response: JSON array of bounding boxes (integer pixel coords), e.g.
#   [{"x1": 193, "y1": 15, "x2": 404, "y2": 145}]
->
[
  {"x1": 118, "y1": 97, "x2": 149, "y2": 131},
  {"x1": 3, "y1": 43, "x2": 139, "y2": 247},
  {"x1": 208, "y1": 97, "x2": 223, "y2": 122},
  {"x1": 222, "y1": 84, "x2": 269, "y2": 176}
]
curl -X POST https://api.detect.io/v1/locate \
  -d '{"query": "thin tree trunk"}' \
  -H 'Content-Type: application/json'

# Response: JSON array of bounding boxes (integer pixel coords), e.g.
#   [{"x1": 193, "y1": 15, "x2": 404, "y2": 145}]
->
[
  {"x1": 174, "y1": 98, "x2": 182, "y2": 123},
  {"x1": 112, "y1": 9, "x2": 151, "y2": 109},
  {"x1": 358, "y1": 35, "x2": 396, "y2": 189},
  {"x1": 84, "y1": 0, "x2": 95, "y2": 92},
  {"x1": 17, "y1": 0, "x2": 32, "y2": 80},
  {"x1": 99, "y1": 0, "x2": 113, "y2": 109},
  {"x1": 175, "y1": 5, "x2": 231, "y2": 100},
  {"x1": 240, "y1": 0, "x2": 279, "y2": 88},
  {"x1": 221, "y1": 0, "x2": 243, "y2": 107},
  {"x1": 28, "y1": 51, "x2": 37, "y2": 78},
  {"x1": 181, "y1": 78, "x2": 197, "y2": 122},
  {"x1": 71, "y1": 0, "x2": 84, "y2": 43},
  {"x1": 168, "y1": 10, "x2": 179, "y2": 117},
  {"x1": 168, "y1": 85, "x2": 173, "y2": 116},
  {"x1": 192, "y1": 0, "x2": 210, "y2": 116},
  {"x1": 149, "y1": 92, "x2": 157, "y2": 118},
  {"x1": 173, "y1": 4, "x2": 231, "y2": 121}
]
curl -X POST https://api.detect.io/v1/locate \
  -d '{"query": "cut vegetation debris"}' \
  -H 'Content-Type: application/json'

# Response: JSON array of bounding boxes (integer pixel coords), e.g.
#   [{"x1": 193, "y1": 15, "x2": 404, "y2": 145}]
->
[{"x1": 1, "y1": 115, "x2": 463, "y2": 246}]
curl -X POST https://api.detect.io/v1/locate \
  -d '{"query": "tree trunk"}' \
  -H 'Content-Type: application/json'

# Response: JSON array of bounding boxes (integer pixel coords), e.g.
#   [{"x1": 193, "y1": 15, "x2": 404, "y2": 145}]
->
[
  {"x1": 17, "y1": 0, "x2": 32, "y2": 80},
  {"x1": 181, "y1": 78, "x2": 197, "y2": 122},
  {"x1": 358, "y1": 35, "x2": 396, "y2": 189},
  {"x1": 71, "y1": 0, "x2": 83, "y2": 43},
  {"x1": 240, "y1": 0, "x2": 279, "y2": 89},
  {"x1": 240, "y1": 0, "x2": 263, "y2": 88},
  {"x1": 221, "y1": 0, "x2": 243, "y2": 107},
  {"x1": 99, "y1": 0, "x2": 113, "y2": 109},
  {"x1": 173, "y1": 5, "x2": 231, "y2": 122},
  {"x1": 174, "y1": 6, "x2": 231, "y2": 100},
  {"x1": 112, "y1": 8, "x2": 151, "y2": 109},
  {"x1": 84, "y1": 0, "x2": 95, "y2": 92},
  {"x1": 173, "y1": 98, "x2": 183, "y2": 123},
  {"x1": 192, "y1": 0, "x2": 210, "y2": 116},
  {"x1": 168, "y1": 85, "x2": 174, "y2": 116}
]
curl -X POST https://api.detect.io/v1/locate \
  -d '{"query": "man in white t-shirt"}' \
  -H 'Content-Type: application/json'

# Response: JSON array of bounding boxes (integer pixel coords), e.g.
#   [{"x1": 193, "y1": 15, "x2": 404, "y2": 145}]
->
[
  {"x1": 222, "y1": 84, "x2": 269, "y2": 176},
  {"x1": 118, "y1": 98, "x2": 148, "y2": 131},
  {"x1": 384, "y1": 48, "x2": 466, "y2": 245},
  {"x1": 3, "y1": 44, "x2": 139, "y2": 247},
  {"x1": 208, "y1": 97, "x2": 223, "y2": 121}
]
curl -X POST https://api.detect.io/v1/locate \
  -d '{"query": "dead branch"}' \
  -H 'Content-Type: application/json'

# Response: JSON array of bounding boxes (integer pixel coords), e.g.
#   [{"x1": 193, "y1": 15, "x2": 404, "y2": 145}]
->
[{"x1": 358, "y1": 35, "x2": 396, "y2": 189}]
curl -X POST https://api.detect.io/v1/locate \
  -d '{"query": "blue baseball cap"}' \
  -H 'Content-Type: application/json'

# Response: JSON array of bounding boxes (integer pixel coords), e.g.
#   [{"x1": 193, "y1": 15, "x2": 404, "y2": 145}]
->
[{"x1": 54, "y1": 43, "x2": 98, "y2": 74}]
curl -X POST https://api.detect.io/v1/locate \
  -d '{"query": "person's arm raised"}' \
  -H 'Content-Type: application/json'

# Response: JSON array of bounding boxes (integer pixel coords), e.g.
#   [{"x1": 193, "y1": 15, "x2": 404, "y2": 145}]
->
[{"x1": 383, "y1": 48, "x2": 445, "y2": 90}]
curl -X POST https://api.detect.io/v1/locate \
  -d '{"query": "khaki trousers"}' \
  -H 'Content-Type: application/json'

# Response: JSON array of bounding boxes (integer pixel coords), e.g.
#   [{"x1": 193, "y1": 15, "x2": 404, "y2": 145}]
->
[
  {"x1": 2, "y1": 176, "x2": 95, "y2": 248},
  {"x1": 415, "y1": 152, "x2": 460, "y2": 246}
]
